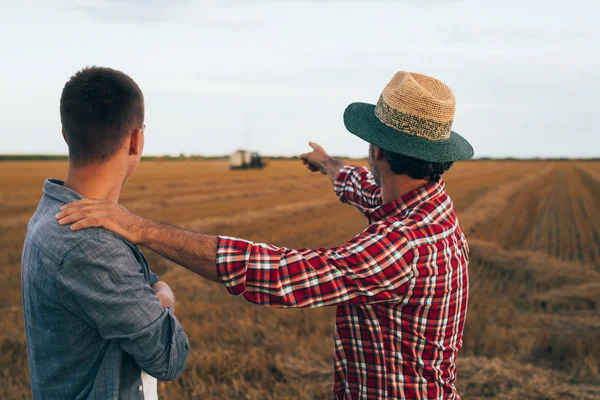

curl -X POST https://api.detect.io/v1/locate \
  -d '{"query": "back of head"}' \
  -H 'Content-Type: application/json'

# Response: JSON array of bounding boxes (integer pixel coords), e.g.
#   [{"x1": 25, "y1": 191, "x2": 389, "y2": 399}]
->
[
  {"x1": 60, "y1": 66, "x2": 144, "y2": 165},
  {"x1": 384, "y1": 150, "x2": 454, "y2": 181}
]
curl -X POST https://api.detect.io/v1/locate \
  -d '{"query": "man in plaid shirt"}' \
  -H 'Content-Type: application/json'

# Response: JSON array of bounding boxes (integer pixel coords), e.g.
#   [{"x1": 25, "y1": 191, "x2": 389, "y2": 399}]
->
[{"x1": 57, "y1": 71, "x2": 474, "y2": 399}]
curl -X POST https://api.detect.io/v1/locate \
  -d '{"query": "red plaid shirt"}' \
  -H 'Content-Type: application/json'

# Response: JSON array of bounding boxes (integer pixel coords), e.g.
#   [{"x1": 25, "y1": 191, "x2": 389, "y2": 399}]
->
[{"x1": 216, "y1": 165, "x2": 469, "y2": 399}]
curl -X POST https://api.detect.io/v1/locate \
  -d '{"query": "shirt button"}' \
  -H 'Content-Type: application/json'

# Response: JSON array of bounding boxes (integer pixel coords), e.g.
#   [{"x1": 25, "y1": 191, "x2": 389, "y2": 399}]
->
[{"x1": 139, "y1": 385, "x2": 143, "y2": 392}]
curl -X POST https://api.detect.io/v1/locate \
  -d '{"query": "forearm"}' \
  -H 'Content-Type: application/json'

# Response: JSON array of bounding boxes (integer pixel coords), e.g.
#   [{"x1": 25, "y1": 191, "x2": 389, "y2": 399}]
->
[
  {"x1": 140, "y1": 220, "x2": 219, "y2": 282},
  {"x1": 126, "y1": 309, "x2": 190, "y2": 381},
  {"x1": 323, "y1": 156, "x2": 345, "y2": 183}
]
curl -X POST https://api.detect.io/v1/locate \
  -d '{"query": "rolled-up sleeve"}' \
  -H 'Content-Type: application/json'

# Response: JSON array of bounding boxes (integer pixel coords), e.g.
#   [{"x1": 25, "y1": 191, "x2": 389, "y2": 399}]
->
[
  {"x1": 57, "y1": 234, "x2": 189, "y2": 381},
  {"x1": 149, "y1": 270, "x2": 160, "y2": 286},
  {"x1": 334, "y1": 165, "x2": 382, "y2": 215},
  {"x1": 216, "y1": 229, "x2": 414, "y2": 308}
]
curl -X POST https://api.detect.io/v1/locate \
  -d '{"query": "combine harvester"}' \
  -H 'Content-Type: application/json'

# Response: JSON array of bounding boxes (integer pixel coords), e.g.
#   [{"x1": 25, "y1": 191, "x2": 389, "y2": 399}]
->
[
  {"x1": 230, "y1": 150, "x2": 264, "y2": 170},
  {"x1": 229, "y1": 116, "x2": 265, "y2": 170}
]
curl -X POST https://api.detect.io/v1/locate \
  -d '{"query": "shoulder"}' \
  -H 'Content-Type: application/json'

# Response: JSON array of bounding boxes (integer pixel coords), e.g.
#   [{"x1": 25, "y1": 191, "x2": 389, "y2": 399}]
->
[
  {"x1": 370, "y1": 215, "x2": 454, "y2": 250},
  {"x1": 56, "y1": 229, "x2": 148, "y2": 296},
  {"x1": 60, "y1": 228, "x2": 138, "y2": 270},
  {"x1": 388, "y1": 211, "x2": 460, "y2": 249},
  {"x1": 25, "y1": 197, "x2": 114, "y2": 263}
]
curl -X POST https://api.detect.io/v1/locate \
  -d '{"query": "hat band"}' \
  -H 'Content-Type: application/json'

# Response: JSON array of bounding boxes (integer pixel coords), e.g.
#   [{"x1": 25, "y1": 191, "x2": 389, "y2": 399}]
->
[{"x1": 374, "y1": 96, "x2": 453, "y2": 141}]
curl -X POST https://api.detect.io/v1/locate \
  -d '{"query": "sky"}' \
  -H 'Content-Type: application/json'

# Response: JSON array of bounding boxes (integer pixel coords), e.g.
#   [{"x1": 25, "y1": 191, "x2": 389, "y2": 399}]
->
[{"x1": 1, "y1": 0, "x2": 598, "y2": 158}]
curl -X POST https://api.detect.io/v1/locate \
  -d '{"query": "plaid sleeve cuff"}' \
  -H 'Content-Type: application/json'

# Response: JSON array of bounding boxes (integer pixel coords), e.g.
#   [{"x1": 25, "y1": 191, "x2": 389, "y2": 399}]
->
[
  {"x1": 216, "y1": 236, "x2": 253, "y2": 296},
  {"x1": 333, "y1": 164, "x2": 364, "y2": 203}
]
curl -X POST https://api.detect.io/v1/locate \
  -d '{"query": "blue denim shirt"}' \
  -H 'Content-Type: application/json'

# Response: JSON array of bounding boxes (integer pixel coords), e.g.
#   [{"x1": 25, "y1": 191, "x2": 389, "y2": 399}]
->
[{"x1": 22, "y1": 179, "x2": 190, "y2": 400}]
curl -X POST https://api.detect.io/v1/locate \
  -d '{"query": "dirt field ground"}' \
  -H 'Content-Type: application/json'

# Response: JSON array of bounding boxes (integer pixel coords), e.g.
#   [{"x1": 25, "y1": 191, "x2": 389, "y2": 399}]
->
[{"x1": 1, "y1": 159, "x2": 599, "y2": 399}]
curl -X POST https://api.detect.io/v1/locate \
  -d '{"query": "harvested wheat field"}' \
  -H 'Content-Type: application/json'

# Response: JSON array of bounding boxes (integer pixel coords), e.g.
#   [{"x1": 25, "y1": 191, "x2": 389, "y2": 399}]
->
[{"x1": 1, "y1": 159, "x2": 599, "y2": 399}]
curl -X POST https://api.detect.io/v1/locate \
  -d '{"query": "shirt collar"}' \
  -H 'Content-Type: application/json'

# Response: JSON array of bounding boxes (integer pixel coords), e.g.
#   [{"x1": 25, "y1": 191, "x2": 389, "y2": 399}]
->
[
  {"x1": 43, "y1": 179, "x2": 84, "y2": 204},
  {"x1": 366, "y1": 177, "x2": 446, "y2": 221}
]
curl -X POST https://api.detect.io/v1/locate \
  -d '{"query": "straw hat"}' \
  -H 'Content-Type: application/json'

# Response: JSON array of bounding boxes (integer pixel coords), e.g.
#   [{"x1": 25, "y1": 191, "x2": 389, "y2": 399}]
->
[{"x1": 344, "y1": 71, "x2": 473, "y2": 162}]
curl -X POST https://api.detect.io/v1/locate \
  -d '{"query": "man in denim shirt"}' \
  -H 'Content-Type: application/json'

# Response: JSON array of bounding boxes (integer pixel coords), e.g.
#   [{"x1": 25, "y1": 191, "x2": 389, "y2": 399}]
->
[{"x1": 21, "y1": 67, "x2": 189, "y2": 399}]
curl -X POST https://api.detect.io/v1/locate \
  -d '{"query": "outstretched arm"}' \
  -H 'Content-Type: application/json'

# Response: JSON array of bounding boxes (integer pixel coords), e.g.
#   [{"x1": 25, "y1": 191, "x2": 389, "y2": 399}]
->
[
  {"x1": 140, "y1": 220, "x2": 219, "y2": 282},
  {"x1": 57, "y1": 203, "x2": 219, "y2": 281},
  {"x1": 56, "y1": 202, "x2": 414, "y2": 307},
  {"x1": 300, "y1": 142, "x2": 382, "y2": 214},
  {"x1": 299, "y1": 141, "x2": 345, "y2": 183}
]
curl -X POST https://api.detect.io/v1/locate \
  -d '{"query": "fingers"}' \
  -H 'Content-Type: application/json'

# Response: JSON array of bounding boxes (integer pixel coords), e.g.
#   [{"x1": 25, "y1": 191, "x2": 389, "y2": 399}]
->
[
  {"x1": 300, "y1": 154, "x2": 317, "y2": 171},
  {"x1": 57, "y1": 210, "x2": 86, "y2": 226},
  {"x1": 56, "y1": 205, "x2": 85, "y2": 220},
  {"x1": 304, "y1": 162, "x2": 319, "y2": 172},
  {"x1": 301, "y1": 142, "x2": 323, "y2": 158},
  {"x1": 309, "y1": 141, "x2": 321, "y2": 151},
  {"x1": 56, "y1": 204, "x2": 111, "y2": 221},
  {"x1": 300, "y1": 145, "x2": 322, "y2": 173},
  {"x1": 57, "y1": 209, "x2": 108, "y2": 226},
  {"x1": 70, "y1": 217, "x2": 104, "y2": 231},
  {"x1": 60, "y1": 199, "x2": 113, "y2": 210}
]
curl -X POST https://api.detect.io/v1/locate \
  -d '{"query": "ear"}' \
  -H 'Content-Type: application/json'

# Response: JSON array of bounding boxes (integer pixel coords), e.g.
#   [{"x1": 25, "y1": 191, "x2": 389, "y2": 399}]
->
[
  {"x1": 61, "y1": 128, "x2": 68, "y2": 144},
  {"x1": 128, "y1": 128, "x2": 143, "y2": 156},
  {"x1": 373, "y1": 146, "x2": 385, "y2": 160}
]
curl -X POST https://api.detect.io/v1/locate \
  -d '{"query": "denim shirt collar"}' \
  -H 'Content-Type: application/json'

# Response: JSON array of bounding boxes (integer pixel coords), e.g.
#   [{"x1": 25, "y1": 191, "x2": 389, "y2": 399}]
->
[{"x1": 43, "y1": 179, "x2": 84, "y2": 204}]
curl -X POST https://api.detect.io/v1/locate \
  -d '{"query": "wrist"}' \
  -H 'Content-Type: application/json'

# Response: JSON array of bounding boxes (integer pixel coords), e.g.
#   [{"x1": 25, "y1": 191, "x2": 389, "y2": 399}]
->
[
  {"x1": 324, "y1": 157, "x2": 344, "y2": 180},
  {"x1": 326, "y1": 156, "x2": 342, "y2": 168}
]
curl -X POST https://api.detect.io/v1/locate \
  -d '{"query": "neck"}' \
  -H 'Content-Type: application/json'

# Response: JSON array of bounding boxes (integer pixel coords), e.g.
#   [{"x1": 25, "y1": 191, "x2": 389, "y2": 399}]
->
[
  {"x1": 64, "y1": 161, "x2": 126, "y2": 203},
  {"x1": 380, "y1": 174, "x2": 430, "y2": 204}
]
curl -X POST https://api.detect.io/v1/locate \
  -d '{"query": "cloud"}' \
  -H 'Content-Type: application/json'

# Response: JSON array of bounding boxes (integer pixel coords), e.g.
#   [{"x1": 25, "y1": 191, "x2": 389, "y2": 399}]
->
[
  {"x1": 149, "y1": 77, "x2": 354, "y2": 99},
  {"x1": 64, "y1": 0, "x2": 193, "y2": 23},
  {"x1": 64, "y1": 0, "x2": 276, "y2": 28},
  {"x1": 442, "y1": 23, "x2": 591, "y2": 44}
]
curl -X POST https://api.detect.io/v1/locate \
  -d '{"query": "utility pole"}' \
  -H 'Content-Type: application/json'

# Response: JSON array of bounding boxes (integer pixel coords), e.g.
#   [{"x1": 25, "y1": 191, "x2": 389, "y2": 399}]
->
[{"x1": 244, "y1": 115, "x2": 250, "y2": 150}]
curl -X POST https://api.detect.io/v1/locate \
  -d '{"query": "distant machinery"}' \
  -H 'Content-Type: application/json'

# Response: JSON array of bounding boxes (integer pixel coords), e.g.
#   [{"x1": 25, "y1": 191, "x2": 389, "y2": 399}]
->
[
  {"x1": 229, "y1": 115, "x2": 265, "y2": 170},
  {"x1": 230, "y1": 150, "x2": 264, "y2": 170}
]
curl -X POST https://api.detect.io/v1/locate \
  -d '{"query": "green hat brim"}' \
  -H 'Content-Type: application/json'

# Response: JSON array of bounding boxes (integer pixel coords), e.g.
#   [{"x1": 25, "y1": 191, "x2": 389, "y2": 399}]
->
[{"x1": 344, "y1": 102, "x2": 474, "y2": 162}]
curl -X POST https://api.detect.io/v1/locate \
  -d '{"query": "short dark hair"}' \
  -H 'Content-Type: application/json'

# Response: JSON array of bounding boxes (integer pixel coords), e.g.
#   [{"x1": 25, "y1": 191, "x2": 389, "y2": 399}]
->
[
  {"x1": 383, "y1": 149, "x2": 453, "y2": 180},
  {"x1": 60, "y1": 66, "x2": 144, "y2": 164}
]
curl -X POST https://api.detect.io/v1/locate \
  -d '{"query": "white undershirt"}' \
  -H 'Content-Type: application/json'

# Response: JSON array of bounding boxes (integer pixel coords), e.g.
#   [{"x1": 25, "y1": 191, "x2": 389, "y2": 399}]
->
[{"x1": 141, "y1": 371, "x2": 158, "y2": 400}]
